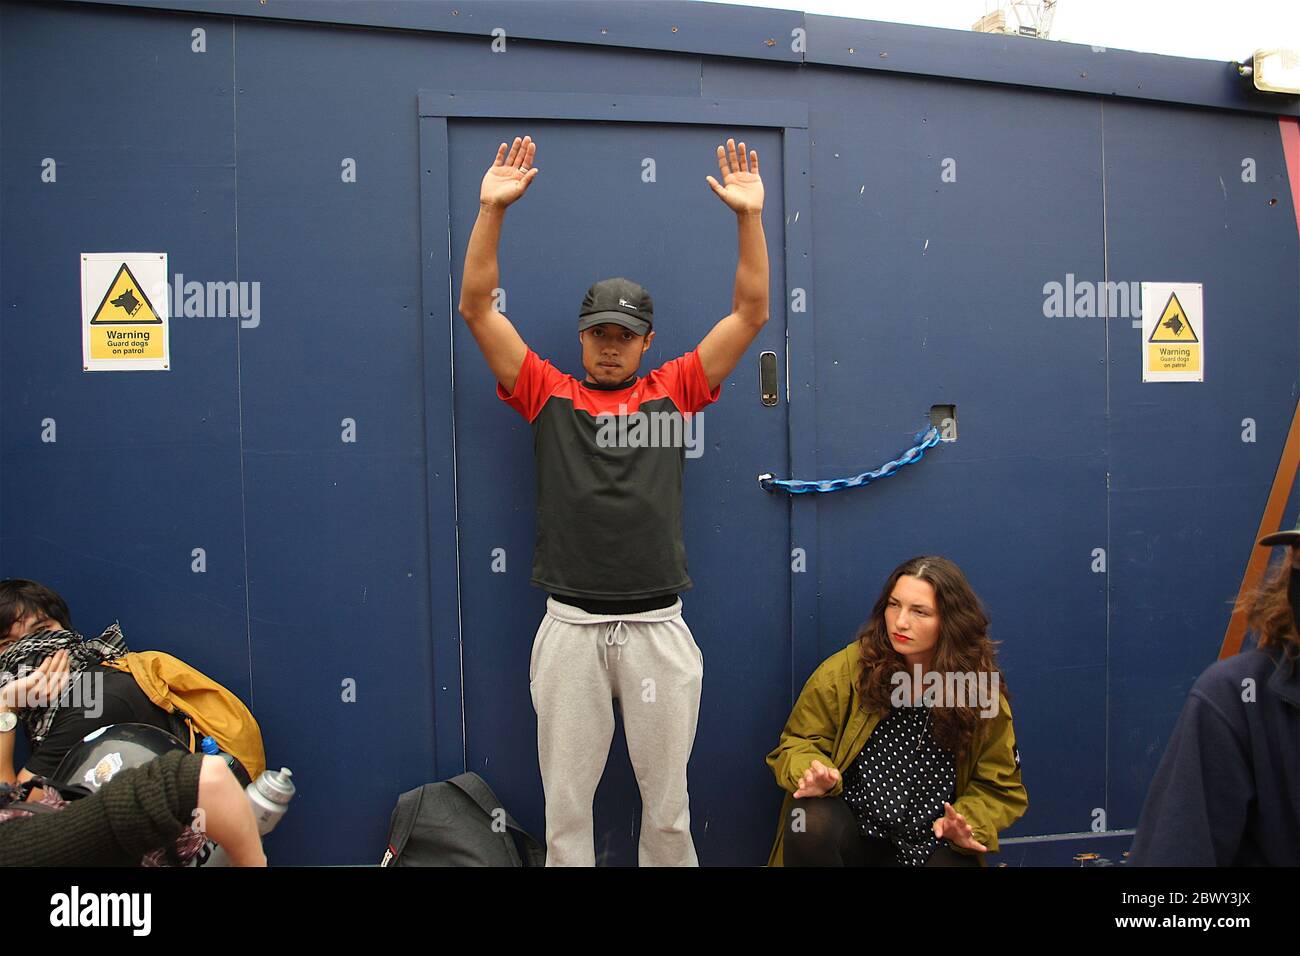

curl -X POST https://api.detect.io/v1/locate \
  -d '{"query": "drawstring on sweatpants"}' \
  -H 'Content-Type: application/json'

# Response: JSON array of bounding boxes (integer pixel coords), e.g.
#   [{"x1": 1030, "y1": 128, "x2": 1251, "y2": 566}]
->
[{"x1": 603, "y1": 621, "x2": 629, "y2": 670}]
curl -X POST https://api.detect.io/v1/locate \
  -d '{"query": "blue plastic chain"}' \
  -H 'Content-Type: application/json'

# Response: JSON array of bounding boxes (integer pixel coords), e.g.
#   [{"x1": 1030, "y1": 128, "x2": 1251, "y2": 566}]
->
[{"x1": 758, "y1": 426, "x2": 944, "y2": 494}]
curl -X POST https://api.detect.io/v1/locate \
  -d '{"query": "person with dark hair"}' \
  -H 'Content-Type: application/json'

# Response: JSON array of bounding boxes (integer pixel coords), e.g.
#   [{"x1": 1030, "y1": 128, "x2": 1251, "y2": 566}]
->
[
  {"x1": 1129, "y1": 528, "x2": 1300, "y2": 866},
  {"x1": 766, "y1": 556, "x2": 1028, "y2": 867},
  {"x1": 0, "y1": 579, "x2": 190, "y2": 795},
  {"x1": 0, "y1": 579, "x2": 71, "y2": 650}
]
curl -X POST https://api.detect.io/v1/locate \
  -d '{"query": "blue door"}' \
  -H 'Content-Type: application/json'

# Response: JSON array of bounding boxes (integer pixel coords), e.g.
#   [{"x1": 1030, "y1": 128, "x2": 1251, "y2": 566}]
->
[{"x1": 423, "y1": 101, "x2": 799, "y2": 864}]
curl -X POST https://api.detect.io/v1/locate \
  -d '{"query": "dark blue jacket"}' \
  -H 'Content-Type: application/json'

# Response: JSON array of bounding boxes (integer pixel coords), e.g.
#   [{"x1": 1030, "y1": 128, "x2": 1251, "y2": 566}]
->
[{"x1": 1130, "y1": 645, "x2": 1300, "y2": 865}]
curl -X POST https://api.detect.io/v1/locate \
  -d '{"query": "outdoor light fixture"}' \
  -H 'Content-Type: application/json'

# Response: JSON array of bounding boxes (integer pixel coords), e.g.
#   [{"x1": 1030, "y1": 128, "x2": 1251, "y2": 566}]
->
[{"x1": 1234, "y1": 48, "x2": 1300, "y2": 95}]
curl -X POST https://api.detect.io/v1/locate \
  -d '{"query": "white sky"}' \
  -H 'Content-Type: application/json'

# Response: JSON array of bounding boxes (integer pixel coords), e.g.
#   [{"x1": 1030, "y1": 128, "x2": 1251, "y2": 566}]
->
[{"x1": 696, "y1": 0, "x2": 1300, "y2": 62}]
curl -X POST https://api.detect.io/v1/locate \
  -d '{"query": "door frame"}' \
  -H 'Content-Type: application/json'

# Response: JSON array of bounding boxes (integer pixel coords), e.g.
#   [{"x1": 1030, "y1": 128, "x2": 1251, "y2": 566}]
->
[{"x1": 416, "y1": 89, "x2": 818, "y2": 780}]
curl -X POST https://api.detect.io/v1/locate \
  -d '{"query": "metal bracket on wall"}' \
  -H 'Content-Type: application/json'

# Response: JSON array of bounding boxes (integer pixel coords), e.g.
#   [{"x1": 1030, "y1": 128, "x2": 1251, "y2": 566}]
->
[{"x1": 759, "y1": 350, "x2": 779, "y2": 406}]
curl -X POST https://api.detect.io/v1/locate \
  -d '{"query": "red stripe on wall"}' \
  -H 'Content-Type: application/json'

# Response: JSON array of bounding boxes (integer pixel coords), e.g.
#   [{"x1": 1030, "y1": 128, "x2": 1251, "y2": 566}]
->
[{"x1": 1282, "y1": 117, "x2": 1300, "y2": 243}]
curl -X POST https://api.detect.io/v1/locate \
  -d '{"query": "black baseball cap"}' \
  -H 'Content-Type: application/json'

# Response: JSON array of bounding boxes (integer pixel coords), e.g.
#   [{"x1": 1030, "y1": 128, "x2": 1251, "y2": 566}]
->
[
  {"x1": 1258, "y1": 523, "x2": 1300, "y2": 547},
  {"x1": 579, "y1": 277, "x2": 653, "y2": 336}
]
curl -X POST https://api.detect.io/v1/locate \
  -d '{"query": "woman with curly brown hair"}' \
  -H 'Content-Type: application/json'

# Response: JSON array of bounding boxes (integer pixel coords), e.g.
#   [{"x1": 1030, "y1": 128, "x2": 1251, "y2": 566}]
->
[
  {"x1": 766, "y1": 555, "x2": 1028, "y2": 867},
  {"x1": 1130, "y1": 528, "x2": 1300, "y2": 866}
]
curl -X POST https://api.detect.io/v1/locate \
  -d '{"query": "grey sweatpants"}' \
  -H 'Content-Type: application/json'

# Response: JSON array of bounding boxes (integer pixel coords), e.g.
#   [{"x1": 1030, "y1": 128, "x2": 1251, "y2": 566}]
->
[{"x1": 529, "y1": 596, "x2": 703, "y2": 867}]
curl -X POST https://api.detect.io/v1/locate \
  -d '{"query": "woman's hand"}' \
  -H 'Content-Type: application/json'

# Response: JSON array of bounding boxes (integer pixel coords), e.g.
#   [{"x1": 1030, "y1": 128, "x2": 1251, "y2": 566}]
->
[
  {"x1": 933, "y1": 801, "x2": 988, "y2": 852},
  {"x1": 479, "y1": 136, "x2": 539, "y2": 208},
  {"x1": 0, "y1": 649, "x2": 71, "y2": 711},
  {"x1": 793, "y1": 759, "x2": 840, "y2": 798}
]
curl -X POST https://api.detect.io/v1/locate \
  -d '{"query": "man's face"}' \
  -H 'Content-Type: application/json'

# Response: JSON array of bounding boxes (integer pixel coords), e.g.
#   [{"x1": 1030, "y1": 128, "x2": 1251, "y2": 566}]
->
[
  {"x1": 580, "y1": 324, "x2": 654, "y2": 386},
  {"x1": 0, "y1": 610, "x2": 64, "y2": 652}
]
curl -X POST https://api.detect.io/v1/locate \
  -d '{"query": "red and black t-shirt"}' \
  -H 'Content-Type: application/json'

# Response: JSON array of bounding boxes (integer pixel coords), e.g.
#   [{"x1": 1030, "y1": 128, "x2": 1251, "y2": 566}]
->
[{"x1": 497, "y1": 348, "x2": 721, "y2": 601}]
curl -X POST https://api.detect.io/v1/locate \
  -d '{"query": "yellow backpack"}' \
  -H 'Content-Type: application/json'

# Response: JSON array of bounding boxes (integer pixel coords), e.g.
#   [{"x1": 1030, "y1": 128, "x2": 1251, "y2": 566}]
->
[{"x1": 102, "y1": 651, "x2": 266, "y2": 780}]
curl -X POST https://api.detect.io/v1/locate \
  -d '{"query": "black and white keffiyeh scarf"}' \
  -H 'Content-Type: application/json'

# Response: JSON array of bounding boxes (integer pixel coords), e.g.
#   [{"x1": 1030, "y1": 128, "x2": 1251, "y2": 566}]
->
[{"x1": 0, "y1": 623, "x2": 128, "y2": 743}]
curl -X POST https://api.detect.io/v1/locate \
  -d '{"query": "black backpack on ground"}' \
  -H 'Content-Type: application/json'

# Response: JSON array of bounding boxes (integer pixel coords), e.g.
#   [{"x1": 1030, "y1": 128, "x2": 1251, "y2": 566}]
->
[{"x1": 381, "y1": 772, "x2": 545, "y2": 867}]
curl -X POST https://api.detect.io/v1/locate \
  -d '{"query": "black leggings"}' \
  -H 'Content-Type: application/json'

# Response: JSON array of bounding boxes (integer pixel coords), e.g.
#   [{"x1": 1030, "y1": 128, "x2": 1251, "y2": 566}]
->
[{"x1": 784, "y1": 796, "x2": 980, "y2": 867}]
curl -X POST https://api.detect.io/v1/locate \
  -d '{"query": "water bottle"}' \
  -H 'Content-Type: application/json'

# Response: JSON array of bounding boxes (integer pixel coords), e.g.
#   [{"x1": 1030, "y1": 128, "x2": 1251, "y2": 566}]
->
[
  {"x1": 247, "y1": 767, "x2": 296, "y2": 836},
  {"x1": 199, "y1": 736, "x2": 237, "y2": 772}
]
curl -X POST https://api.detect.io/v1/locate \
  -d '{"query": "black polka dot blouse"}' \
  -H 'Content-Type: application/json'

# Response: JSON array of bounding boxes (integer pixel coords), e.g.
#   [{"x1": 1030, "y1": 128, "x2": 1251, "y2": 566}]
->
[{"x1": 840, "y1": 706, "x2": 958, "y2": 866}]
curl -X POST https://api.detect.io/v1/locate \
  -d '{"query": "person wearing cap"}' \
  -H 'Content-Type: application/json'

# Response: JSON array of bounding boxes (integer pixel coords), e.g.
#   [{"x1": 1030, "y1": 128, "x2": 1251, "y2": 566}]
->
[
  {"x1": 1129, "y1": 525, "x2": 1300, "y2": 865},
  {"x1": 457, "y1": 135, "x2": 768, "y2": 865}
]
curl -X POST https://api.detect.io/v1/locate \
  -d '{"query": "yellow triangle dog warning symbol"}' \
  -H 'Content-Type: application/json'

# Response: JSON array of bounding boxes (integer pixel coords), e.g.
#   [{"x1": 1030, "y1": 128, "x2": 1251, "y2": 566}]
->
[
  {"x1": 89, "y1": 263, "x2": 163, "y2": 325},
  {"x1": 1148, "y1": 290, "x2": 1198, "y2": 343}
]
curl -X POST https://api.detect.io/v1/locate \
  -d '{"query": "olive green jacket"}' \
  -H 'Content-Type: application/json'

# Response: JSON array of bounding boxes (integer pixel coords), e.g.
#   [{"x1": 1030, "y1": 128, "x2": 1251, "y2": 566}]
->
[{"x1": 766, "y1": 641, "x2": 1028, "y2": 866}]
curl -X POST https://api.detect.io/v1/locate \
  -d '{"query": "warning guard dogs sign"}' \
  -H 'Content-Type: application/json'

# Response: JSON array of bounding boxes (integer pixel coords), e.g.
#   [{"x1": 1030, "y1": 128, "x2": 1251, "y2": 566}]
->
[
  {"x1": 1141, "y1": 282, "x2": 1203, "y2": 383},
  {"x1": 81, "y1": 253, "x2": 170, "y2": 371}
]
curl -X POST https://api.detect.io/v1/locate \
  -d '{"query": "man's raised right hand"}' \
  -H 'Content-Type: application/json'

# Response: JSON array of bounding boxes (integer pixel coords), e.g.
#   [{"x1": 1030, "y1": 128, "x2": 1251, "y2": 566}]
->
[{"x1": 480, "y1": 135, "x2": 539, "y2": 208}]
